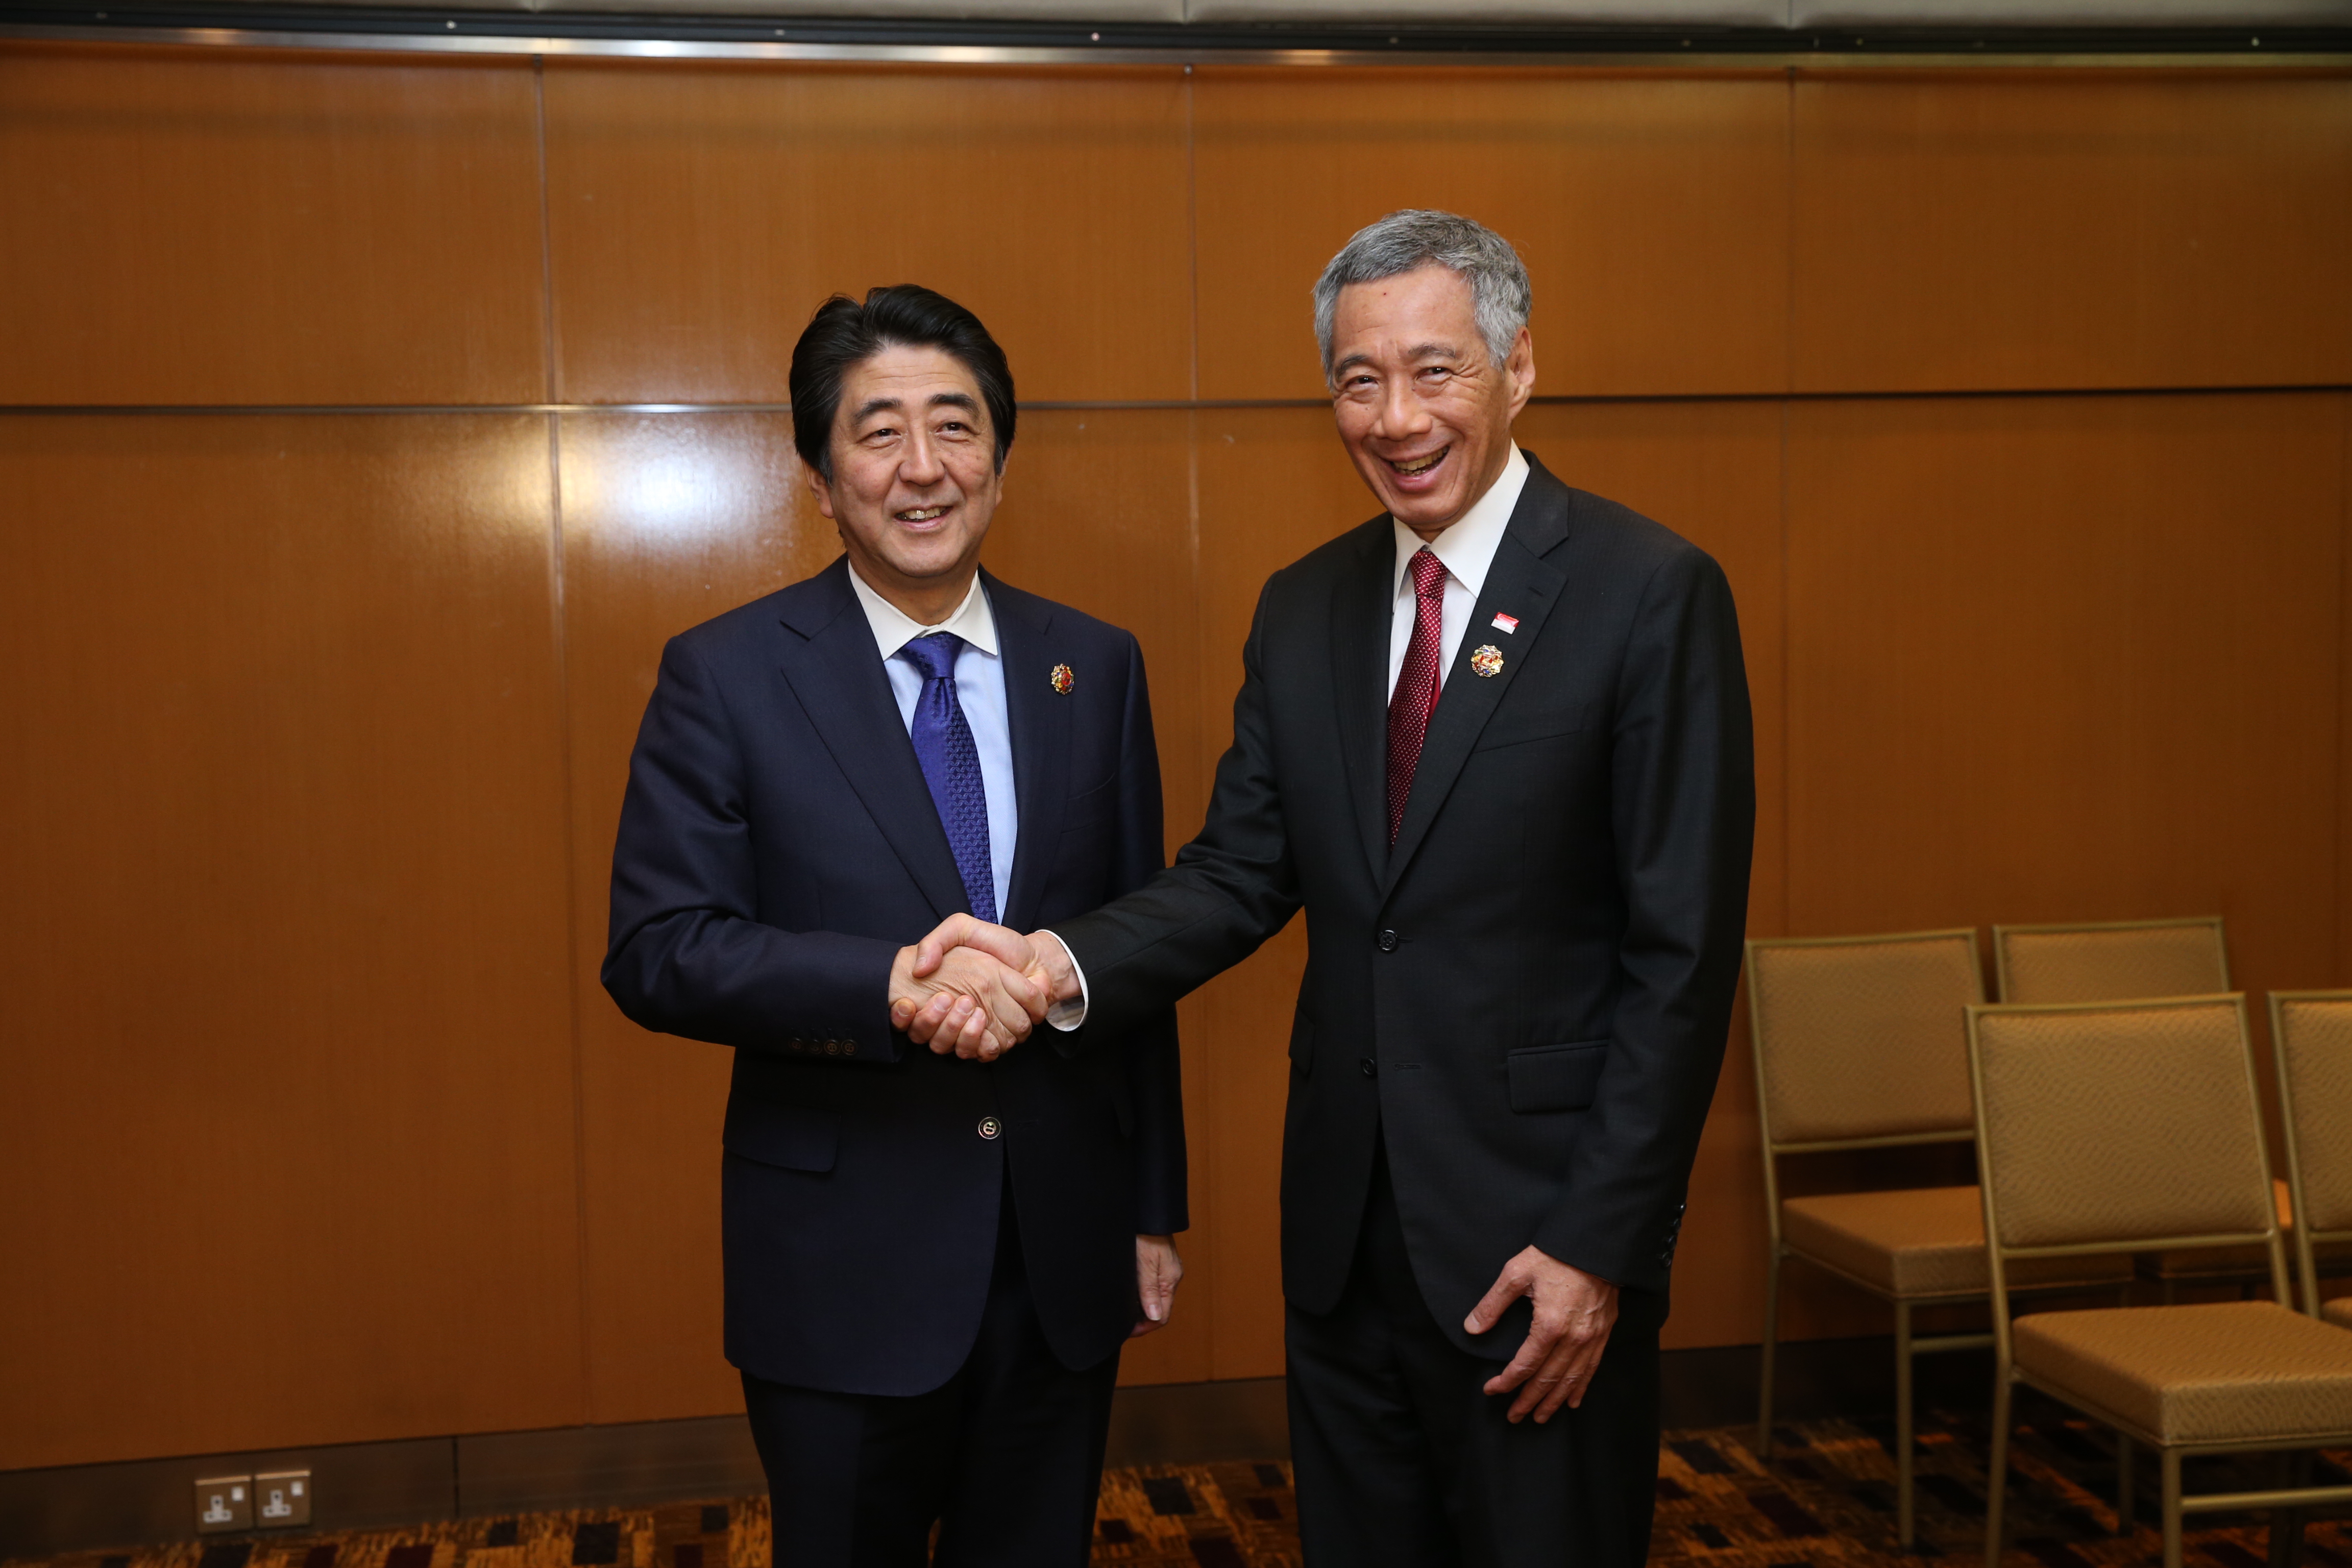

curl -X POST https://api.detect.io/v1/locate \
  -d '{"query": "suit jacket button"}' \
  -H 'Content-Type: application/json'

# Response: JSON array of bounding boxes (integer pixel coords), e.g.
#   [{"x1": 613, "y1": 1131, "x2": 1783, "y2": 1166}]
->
[
  {"x1": 1359, "y1": 1058, "x2": 1378, "y2": 1077},
  {"x1": 1376, "y1": 929, "x2": 1400, "y2": 952},
  {"x1": 978, "y1": 1117, "x2": 1002, "y2": 1140},
  {"x1": 842, "y1": 1040, "x2": 857, "y2": 1056}
]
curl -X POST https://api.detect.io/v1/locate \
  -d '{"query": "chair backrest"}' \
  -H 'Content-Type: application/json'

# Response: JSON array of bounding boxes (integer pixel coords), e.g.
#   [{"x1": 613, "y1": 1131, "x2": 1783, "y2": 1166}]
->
[
  {"x1": 2272, "y1": 991, "x2": 2352, "y2": 1313},
  {"x1": 1991, "y1": 916, "x2": 2228, "y2": 1003},
  {"x1": 1747, "y1": 928, "x2": 1982, "y2": 1150},
  {"x1": 1967, "y1": 995, "x2": 2282, "y2": 1320}
]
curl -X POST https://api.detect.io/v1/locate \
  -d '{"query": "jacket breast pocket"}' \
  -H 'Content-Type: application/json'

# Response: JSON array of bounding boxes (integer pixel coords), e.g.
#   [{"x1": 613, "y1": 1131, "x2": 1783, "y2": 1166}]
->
[
  {"x1": 1506, "y1": 1040, "x2": 1608, "y2": 1114},
  {"x1": 1473, "y1": 700, "x2": 1594, "y2": 754},
  {"x1": 1060, "y1": 774, "x2": 1118, "y2": 837},
  {"x1": 722, "y1": 1096, "x2": 838, "y2": 1173}
]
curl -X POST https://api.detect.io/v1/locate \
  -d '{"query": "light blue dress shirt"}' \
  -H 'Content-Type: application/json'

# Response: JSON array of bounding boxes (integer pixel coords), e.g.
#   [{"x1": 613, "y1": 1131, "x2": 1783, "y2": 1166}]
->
[{"x1": 846, "y1": 566, "x2": 1017, "y2": 920}]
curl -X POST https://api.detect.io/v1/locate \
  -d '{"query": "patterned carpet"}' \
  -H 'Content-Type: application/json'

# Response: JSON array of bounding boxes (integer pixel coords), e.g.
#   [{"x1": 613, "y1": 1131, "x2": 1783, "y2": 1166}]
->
[{"x1": 15, "y1": 1415, "x2": 2352, "y2": 1568}]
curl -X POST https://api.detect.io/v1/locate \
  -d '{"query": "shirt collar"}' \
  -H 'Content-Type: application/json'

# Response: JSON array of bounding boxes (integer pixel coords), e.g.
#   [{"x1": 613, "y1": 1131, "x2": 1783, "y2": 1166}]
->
[
  {"x1": 1391, "y1": 443, "x2": 1530, "y2": 602},
  {"x1": 846, "y1": 561, "x2": 1000, "y2": 661}
]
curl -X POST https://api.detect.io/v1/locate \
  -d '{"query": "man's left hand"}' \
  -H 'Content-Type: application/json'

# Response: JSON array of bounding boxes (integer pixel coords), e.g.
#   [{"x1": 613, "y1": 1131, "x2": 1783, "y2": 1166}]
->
[
  {"x1": 1463, "y1": 1245, "x2": 1618, "y2": 1424},
  {"x1": 1132, "y1": 1233, "x2": 1183, "y2": 1337}
]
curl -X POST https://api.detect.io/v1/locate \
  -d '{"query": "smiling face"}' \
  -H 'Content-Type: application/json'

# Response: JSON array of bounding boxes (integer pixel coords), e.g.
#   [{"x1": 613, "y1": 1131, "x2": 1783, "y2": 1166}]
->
[
  {"x1": 1326, "y1": 264, "x2": 1534, "y2": 541},
  {"x1": 807, "y1": 344, "x2": 1004, "y2": 622}
]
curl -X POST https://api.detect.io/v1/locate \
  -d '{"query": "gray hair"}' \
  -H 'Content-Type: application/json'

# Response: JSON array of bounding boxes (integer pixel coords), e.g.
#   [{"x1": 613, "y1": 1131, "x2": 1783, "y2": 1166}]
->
[{"x1": 1312, "y1": 210, "x2": 1532, "y2": 378}]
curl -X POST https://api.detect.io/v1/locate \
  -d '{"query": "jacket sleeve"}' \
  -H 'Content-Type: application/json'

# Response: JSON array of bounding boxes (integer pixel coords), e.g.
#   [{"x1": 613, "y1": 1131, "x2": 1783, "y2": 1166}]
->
[
  {"x1": 1531, "y1": 548, "x2": 1755, "y2": 1290},
  {"x1": 1054, "y1": 579, "x2": 1305, "y2": 1042},
  {"x1": 1102, "y1": 633, "x2": 1189, "y2": 1236},
  {"x1": 601, "y1": 634, "x2": 906, "y2": 1065}
]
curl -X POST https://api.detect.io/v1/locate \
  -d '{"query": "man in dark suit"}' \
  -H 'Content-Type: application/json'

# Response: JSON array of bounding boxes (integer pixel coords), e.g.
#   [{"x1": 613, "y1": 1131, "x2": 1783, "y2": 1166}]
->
[
  {"x1": 903, "y1": 212, "x2": 1754, "y2": 1565},
  {"x1": 602, "y1": 285, "x2": 1186, "y2": 1567}
]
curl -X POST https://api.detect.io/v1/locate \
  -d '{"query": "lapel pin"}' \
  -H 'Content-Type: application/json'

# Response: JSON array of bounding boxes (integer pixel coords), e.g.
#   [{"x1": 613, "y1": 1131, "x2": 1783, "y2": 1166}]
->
[
  {"x1": 1470, "y1": 645, "x2": 1505, "y2": 679},
  {"x1": 1049, "y1": 664, "x2": 1075, "y2": 695},
  {"x1": 1490, "y1": 612, "x2": 1520, "y2": 634}
]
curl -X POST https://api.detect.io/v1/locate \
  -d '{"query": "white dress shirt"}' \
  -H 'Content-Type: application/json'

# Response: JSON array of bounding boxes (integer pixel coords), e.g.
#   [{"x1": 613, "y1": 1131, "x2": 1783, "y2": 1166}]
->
[
  {"x1": 846, "y1": 564, "x2": 1017, "y2": 922},
  {"x1": 1387, "y1": 444, "x2": 1530, "y2": 700},
  {"x1": 1050, "y1": 446, "x2": 1532, "y2": 1031}
]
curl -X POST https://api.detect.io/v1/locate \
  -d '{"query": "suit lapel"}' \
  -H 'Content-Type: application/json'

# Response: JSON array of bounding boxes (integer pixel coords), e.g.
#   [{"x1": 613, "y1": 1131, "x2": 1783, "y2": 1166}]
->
[
  {"x1": 1330, "y1": 522, "x2": 1396, "y2": 890},
  {"x1": 988, "y1": 571, "x2": 1069, "y2": 934},
  {"x1": 1382, "y1": 459, "x2": 1574, "y2": 901},
  {"x1": 775, "y1": 558, "x2": 969, "y2": 923}
]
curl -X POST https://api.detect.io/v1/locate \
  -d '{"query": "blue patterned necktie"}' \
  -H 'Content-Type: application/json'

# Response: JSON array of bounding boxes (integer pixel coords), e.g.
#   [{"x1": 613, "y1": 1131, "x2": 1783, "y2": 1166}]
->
[{"x1": 898, "y1": 632, "x2": 997, "y2": 924}]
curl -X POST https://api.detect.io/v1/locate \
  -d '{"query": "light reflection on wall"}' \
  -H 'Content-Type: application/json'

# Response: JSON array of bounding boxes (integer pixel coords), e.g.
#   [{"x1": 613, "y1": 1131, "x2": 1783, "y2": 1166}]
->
[{"x1": 559, "y1": 414, "x2": 825, "y2": 571}]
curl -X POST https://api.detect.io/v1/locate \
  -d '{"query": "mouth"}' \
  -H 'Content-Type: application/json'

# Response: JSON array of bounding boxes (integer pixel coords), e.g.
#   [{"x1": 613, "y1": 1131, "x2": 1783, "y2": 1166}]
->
[
  {"x1": 895, "y1": 505, "x2": 951, "y2": 524},
  {"x1": 1386, "y1": 446, "x2": 1450, "y2": 480}
]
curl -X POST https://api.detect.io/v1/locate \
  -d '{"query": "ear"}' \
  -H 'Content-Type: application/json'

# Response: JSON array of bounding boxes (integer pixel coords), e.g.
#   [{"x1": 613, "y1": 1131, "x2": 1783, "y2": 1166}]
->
[
  {"x1": 1505, "y1": 327, "x2": 1536, "y2": 419},
  {"x1": 802, "y1": 454, "x2": 838, "y2": 521}
]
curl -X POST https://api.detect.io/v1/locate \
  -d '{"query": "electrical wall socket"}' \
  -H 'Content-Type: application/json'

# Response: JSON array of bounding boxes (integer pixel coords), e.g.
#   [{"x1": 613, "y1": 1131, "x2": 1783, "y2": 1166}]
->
[
  {"x1": 195, "y1": 1475, "x2": 252, "y2": 1533},
  {"x1": 255, "y1": 1469, "x2": 312, "y2": 1528}
]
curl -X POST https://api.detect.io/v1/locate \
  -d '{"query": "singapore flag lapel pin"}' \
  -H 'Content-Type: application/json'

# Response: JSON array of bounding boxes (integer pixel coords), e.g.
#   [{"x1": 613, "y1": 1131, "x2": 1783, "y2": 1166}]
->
[{"x1": 1490, "y1": 612, "x2": 1520, "y2": 635}]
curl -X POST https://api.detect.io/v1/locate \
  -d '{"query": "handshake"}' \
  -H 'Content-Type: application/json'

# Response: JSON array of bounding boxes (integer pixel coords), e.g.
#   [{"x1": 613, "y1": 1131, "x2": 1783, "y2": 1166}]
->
[{"x1": 886, "y1": 915, "x2": 1085, "y2": 1061}]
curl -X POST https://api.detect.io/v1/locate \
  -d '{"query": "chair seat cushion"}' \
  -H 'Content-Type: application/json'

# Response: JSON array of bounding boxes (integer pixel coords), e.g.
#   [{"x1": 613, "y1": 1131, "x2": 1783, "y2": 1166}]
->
[
  {"x1": 2014, "y1": 1300, "x2": 2352, "y2": 1444},
  {"x1": 1782, "y1": 1186, "x2": 2132, "y2": 1298}
]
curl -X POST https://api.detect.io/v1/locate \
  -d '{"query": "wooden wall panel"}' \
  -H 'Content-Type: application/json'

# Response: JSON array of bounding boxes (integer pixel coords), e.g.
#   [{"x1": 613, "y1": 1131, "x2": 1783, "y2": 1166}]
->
[
  {"x1": 541, "y1": 64, "x2": 1193, "y2": 405},
  {"x1": 560, "y1": 410, "x2": 1209, "y2": 1413},
  {"x1": 1191, "y1": 69, "x2": 1791, "y2": 402},
  {"x1": 560, "y1": 412, "x2": 826, "y2": 1426},
  {"x1": 0, "y1": 414, "x2": 582, "y2": 1472},
  {"x1": 1792, "y1": 72, "x2": 2352, "y2": 394},
  {"x1": 1785, "y1": 391, "x2": 2345, "y2": 997},
  {"x1": 0, "y1": 45, "x2": 548, "y2": 408}
]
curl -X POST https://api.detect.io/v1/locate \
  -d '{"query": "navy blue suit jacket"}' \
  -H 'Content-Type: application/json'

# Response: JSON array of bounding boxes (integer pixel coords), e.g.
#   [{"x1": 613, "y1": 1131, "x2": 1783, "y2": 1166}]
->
[{"x1": 602, "y1": 557, "x2": 1187, "y2": 1396}]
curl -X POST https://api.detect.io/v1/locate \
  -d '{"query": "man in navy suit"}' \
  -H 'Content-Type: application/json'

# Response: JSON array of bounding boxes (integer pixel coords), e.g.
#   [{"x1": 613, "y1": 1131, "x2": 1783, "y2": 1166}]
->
[{"x1": 602, "y1": 285, "x2": 1186, "y2": 1567}]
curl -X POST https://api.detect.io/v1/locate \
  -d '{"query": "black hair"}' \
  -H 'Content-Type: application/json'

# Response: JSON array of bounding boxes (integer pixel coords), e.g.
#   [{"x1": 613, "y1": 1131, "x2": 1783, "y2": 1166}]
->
[{"x1": 787, "y1": 285, "x2": 1017, "y2": 483}]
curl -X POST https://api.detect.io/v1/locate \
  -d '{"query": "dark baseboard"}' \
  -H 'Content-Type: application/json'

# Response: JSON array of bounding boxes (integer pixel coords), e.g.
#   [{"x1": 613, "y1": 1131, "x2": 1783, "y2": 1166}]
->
[{"x1": 1, "y1": 1336, "x2": 1964, "y2": 1558}]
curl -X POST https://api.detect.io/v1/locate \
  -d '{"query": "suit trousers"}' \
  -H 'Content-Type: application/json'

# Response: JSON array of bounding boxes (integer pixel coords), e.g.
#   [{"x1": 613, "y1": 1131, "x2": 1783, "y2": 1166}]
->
[
  {"x1": 740, "y1": 1183, "x2": 1120, "y2": 1568},
  {"x1": 1285, "y1": 1140, "x2": 1665, "y2": 1568}
]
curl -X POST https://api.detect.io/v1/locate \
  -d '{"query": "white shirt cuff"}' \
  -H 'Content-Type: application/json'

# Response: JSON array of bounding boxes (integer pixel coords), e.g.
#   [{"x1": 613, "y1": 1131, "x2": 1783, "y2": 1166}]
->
[{"x1": 1039, "y1": 930, "x2": 1090, "y2": 1030}]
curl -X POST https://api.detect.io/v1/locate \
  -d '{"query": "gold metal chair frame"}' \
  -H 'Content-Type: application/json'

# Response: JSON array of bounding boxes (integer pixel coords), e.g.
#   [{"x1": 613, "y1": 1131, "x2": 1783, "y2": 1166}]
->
[
  {"x1": 2272, "y1": 991, "x2": 2352, "y2": 1320},
  {"x1": 1973, "y1": 994, "x2": 2352, "y2": 1568}
]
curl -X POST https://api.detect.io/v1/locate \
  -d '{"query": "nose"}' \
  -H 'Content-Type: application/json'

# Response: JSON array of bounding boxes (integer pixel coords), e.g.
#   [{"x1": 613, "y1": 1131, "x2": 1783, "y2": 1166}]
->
[
  {"x1": 900, "y1": 426, "x2": 948, "y2": 486},
  {"x1": 1371, "y1": 375, "x2": 1433, "y2": 442}
]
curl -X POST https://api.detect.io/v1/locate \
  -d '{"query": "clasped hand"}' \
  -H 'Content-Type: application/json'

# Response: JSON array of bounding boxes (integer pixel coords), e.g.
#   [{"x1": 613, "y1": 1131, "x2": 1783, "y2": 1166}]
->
[{"x1": 887, "y1": 916, "x2": 1080, "y2": 1061}]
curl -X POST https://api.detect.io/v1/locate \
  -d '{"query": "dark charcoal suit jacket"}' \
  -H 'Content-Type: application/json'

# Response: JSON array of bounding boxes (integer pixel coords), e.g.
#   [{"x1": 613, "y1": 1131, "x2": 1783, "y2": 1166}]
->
[
  {"x1": 1054, "y1": 454, "x2": 1752, "y2": 1356},
  {"x1": 602, "y1": 557, "x2": 1186, "y2": 1397}
]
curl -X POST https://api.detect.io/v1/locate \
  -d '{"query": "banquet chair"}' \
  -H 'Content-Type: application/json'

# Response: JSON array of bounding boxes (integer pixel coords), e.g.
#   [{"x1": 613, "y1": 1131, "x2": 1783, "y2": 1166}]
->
[
  {"x1": 1971, "y1": 994, "x2": 2352, "y2": 1568},
  {"x1": 1748, "y1": 929, "x2": 2129, "y2": 1548}
]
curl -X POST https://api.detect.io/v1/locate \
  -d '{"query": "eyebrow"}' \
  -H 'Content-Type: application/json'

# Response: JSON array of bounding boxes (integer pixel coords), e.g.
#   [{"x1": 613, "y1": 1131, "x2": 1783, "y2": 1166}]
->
[
  {"x1": 1331, "y1": 342, "x2": 1469, "y2": 376},
  {"x1": 851, "y1": 390, "x2": 982, "y2": 425}
]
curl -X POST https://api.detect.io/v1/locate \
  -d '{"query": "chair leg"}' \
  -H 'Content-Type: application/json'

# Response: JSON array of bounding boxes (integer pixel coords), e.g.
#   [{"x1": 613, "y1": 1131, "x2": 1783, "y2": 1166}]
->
[
  {"x1": 2117, "y1": 1433, "x2": 2133, "y2": 1533},
  {"x1": 2162, "y1": 1448, "x2": 2184, "y2": 1568},
  {"x1": 1896, "y1": 1298, "x2": 1917, "y2": 1551},
  {"x1": 1757, "y1": 1247, "x2": 1782, "y2": 1458},
  {"x1": 1985, "y1": 1376, "x2": 2013, "y2": 1568},
  {"x1": 2272, "y1": 1452, "x2": 2310, "y2": 1568}
]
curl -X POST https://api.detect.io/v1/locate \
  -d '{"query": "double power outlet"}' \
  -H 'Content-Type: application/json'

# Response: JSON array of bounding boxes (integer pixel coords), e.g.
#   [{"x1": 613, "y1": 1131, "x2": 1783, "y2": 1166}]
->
[{"x1": 195, "y1": 1471, "x2": 312, "y2": 1532}]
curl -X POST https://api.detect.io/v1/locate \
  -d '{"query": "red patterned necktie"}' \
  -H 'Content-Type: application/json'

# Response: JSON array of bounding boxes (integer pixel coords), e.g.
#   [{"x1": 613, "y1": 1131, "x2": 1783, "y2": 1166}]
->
[{"x1": 1386, "y1": 546, "x2": 1450, "y2": 844}]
